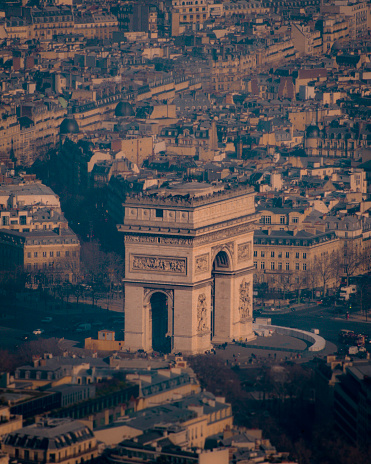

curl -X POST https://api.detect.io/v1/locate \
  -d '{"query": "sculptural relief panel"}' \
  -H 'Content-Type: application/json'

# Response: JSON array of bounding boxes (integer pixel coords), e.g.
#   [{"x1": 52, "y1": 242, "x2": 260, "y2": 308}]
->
[
  {"x1": 238, "y1": 242, "x2": 252, "y2": 262},
  {"x1": 238, "y1": 279, "x2": 251, "y2": 320},
  {"x1": 195, "y1": 253, "x2": 209, "y2": 274},
  {"x1": 130, "y1": 255, "x2": 187, "y2": 275},
  {"x1": 197, "y1": 293, "x2": 209, "y2": 333}
]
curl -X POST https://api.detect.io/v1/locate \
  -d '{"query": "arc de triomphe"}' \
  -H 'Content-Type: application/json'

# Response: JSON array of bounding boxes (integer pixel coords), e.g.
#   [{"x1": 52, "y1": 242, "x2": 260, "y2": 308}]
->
[{"x1": 118, "y1": 182, "x2": 258, "y2": 355}]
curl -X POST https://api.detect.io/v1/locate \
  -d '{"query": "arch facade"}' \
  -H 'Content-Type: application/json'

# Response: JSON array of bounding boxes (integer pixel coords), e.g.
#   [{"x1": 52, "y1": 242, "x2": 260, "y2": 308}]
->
[{"x1": 120, "y1": 184, "x2": 258, "y2": 354}]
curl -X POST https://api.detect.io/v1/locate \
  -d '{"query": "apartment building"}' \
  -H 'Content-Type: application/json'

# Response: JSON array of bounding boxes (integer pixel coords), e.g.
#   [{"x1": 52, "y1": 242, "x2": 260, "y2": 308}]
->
[
  {"x1": 320, "y1": 16, "x2": 349, "y2": 53},
  {"x1": 211, "y1": 53, "x2": 257, "y2": 92},
  {"x1": 321, "y1": 0, "x2": 369, "y2": 39},
  {"x1": 223, "y1": 1, "x2": 270, "y2": 16},
  {"x1": 74, "y1": 14, "x2": 118, "y2": 41},
  {"x1": 253, "y1": 228, "x2": 341, "y2": 292},
  {"x1": 172, "y1": 0, "x2": 210, "y2": 26},
  {"x1": 257, "y1": 206, "x2": 310, "y2": 231},
  {"x1": 291, "y1": 22, "x2": 322, "y2": 56},
  {"x1": 2, "y1": 419, "x2": 98, "y2": 464},
  {"x1": 333, "y1": 363, "x2": 371, "y2": 445},
  {"x1": 305, "y1": 123, "x2": 369, "y2": 160},
  {"x1": 28, "y1": 6, "x2": 74, "y2": 41},
  {"x1": 95, "y1": 392, "x2": 233, "y2": 448},
  {"x1": 0, "y1": 227, "x2": 80, "y2": 285}
]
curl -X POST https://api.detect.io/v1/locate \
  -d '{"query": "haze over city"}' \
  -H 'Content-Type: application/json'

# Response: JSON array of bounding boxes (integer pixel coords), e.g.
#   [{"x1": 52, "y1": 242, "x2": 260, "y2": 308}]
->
[{"x1": 0, "y1": 0, "x2": 370, "y2": 463}]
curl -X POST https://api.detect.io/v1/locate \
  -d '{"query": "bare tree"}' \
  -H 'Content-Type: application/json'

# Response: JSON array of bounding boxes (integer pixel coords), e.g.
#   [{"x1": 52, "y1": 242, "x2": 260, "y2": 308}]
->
[
  {"x1": 342, "y1": 242, "x2": 364, "y2": 285},
  {"x1": 303, "y1": 266, "x2": 317, "y2": 300},
  {"x1": 279, "y1": 273, "x2": 293, "y2": 300},
  {"x1": 312, "y1": 252, "x2": 339, "y2": 296}
]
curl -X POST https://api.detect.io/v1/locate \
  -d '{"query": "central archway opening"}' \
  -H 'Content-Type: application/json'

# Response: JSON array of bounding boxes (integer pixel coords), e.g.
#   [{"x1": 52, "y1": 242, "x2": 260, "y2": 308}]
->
[
  {"x1": 150, "y1": 292, "x2": 171, "y2": 353},
  {"x1": 211, "y1": 250, "x2": 230, "y2": 340}
]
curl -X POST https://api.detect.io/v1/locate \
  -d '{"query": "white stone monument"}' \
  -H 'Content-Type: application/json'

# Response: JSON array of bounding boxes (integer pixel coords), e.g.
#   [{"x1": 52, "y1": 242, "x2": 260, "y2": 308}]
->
[{"x1": 118, "y1": 182, "x2": 258, "y2": 354}]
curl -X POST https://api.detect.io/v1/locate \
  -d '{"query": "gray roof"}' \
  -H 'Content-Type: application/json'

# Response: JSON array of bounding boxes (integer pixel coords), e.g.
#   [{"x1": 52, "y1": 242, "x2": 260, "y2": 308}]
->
[{"x1": 3, "y1": 419, "x2": 94, "y2": 451}]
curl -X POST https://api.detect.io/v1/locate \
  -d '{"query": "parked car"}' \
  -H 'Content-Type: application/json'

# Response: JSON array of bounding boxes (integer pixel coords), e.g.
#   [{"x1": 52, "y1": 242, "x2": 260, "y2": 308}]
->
[
  {"x1": 33, "y1": 328, "x2": 44, "y2": 335},
  {"x1": 41, "y1": 317, "x2": 53, "y2": 323}
]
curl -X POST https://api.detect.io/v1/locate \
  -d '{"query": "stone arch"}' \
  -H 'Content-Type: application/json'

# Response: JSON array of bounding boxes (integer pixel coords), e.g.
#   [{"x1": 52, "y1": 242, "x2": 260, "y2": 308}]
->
[
  {"x1": 211, "y1": 243, "x2": 234, "y2": 272},
  {"x1": 144, "y1": 288, "x2": 174, "y2": 353},
  {"x1": 143, "y1": 288, "x2": 174, "y2": 308}
]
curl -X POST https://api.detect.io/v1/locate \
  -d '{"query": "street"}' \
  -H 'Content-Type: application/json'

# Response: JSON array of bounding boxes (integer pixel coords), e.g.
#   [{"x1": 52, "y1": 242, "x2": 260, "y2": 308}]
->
[{"x1": 268, "y1": 304, "x2": 371, "y2": 346}]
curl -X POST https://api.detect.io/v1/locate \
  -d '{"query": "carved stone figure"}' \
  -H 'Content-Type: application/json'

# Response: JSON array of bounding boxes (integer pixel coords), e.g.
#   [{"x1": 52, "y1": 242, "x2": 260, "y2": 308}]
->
[
  {"x1": 239, "y1": 280, "x2": 251, "y2": 319},
  {"x1": 131, "y1": 255, "x2": 187, "y2": 274},
  {"x1": 238, "y1": 242, "x2": 251, "y2": 262},
  {"x1": 125, "y1": 235, "x2": 156, "y2": 243},
  {"x1": 195, "y1": 253, "x2": 209, "y2": 274},
  {"x1": 197, "y1": 293, "x2": 208, "y2": 332}
]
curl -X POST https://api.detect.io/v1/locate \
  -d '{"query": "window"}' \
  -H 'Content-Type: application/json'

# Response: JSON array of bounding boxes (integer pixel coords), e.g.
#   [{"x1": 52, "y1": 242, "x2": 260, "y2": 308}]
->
[
  {"x1": 20, "y1": 216, "x2": 27, "y2": 225},
  {"x1": 278, "y1": 252, "x2": 282, "y2": 258},
  {"x1": 292, "y1": 217, "x2": 299, "y2": 223},
  {"x1": 34, "y1": 263, "x2": 38, "y2": 270},
  {"x1": 296, "y1": 252, "x2": 300, "y2": 259},
  {"x1": 34, "y1": 252, "x2": 38, "y2": 258},
  {"x1": 278, "y1": 262, "x2": 282, "y2": 270},
  {"x1": 286, "y1": 252, "x2": 290, "y2": 258},
  {"x1": 296, "y1": 263, "x2": 300, "y2": 270},
  {"x1": 271, "y1": 262, "x2": 275, "y2": 270},
  {"x1": 43, "y1": 252, "x2": 47, "y2": 257},
  {"x1": 286, "y1": 263, "x2": 290, "y2": 270},
  {"x1": 260, "y1": 262, "x2": 265, "y2": 270},
  {"x1": 254, "y1": 261, "x2": 257, "y2": 269},
  {"x1": 50, "y1": 251, "x2": 54, "y2": 257},
  {"x1": 303, "y1": 252, "x2": 307, "y2": 259},
  {"x1": 2, "y1": 216, "x2": 9, "y2": 226},
  {"x1": 280, "y1": 216, "x2": 285, "y2": 224},
  {"x1": 261, "y1": 251, "x2": 265, "y2": 257},
  {"x1": 303, "y1": 263, "x2": 307, "y2": 270},
  {"x1": 56, "y1": 251, "x2": 60, "y2": 257},
  {"x1": 65, "y1": 251, "x2": 70, "y2": 257},
  {"x1": 155, "y1": 209, "x2": 163, "y2": 218},
  {"x1": 27, "y1": 252, "x2": 31, "y2": 258},
  {"x1": 254, "y1": 250, "x2": 257, "y2": 257},
  {"x1": 271, "y1": 251, "x2": 275, "y2": 258},
  {"x1": 260, "y1": 215, "x2": 271, "y2": 224}
]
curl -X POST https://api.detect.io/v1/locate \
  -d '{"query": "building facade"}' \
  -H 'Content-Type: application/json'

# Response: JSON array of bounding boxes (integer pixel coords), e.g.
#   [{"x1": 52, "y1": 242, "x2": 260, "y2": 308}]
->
[{"x1": 2, "y1": 419, "x2": 98, "y2": 464}]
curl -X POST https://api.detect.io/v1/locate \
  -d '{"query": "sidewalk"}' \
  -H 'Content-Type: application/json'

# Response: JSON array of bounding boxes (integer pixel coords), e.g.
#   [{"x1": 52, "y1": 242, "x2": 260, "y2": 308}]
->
[
  {"x1": 255, "y1": 301, "x2": 317, "y2": 316},
  {"x1": 332, "y1": 310, "x2": 371, "y2": 324}
]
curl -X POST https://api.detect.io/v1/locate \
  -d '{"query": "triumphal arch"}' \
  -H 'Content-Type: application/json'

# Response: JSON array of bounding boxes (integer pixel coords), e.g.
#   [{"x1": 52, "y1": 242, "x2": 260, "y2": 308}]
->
[{"x1": 118, "y1": 182, "x2": 258, "y2": 355}]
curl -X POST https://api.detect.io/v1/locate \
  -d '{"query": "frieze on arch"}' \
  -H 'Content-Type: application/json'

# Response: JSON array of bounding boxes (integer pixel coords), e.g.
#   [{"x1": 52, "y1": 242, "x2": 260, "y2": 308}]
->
[
  {"x1": 125, "y1": 235, "x2": 192, "y2": 246},
  {"x1": 194, "y1": 222, "x2": 256, "y2": 246},
  {"x1": 124, "y1": 221, "x2": 256, "y2": 249},
  {"x1": 131, "y1": 255, "x2": 187, "y2": 274}
]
